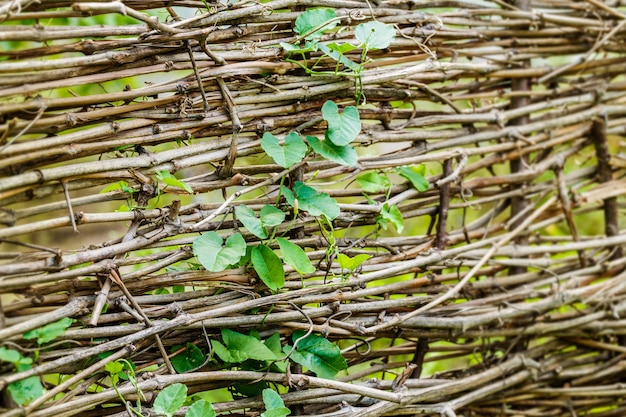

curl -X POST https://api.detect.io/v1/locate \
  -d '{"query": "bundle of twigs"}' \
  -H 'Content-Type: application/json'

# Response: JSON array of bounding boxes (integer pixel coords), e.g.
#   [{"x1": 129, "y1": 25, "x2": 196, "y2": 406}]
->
[{"x1": 1, "y1": 0, "x2": 626, "y2": 416}]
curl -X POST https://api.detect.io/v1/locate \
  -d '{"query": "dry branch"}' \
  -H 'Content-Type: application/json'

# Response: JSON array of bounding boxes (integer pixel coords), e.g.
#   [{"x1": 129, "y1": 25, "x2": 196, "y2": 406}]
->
[{"x1": 1, "y1": 0, "x2": 626, "y2": 416}]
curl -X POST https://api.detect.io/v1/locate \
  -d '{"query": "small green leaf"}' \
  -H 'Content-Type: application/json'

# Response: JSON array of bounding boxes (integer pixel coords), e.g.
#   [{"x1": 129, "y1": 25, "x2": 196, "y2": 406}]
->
[
  {"x1": 321, "y1": 101, "x2": 361, "y2": 146},
  {"x1": 23, "y1": 317, "x2": 73, "y2": 345},
  {"x1": 294, "y1": 8, "x2": 337, "y2": 40},
  {"x1": 236, "y1": 205, "x2": 267, "y2": 239},
  {"x1": 105, "y1": 361, "x2": 124, "y2": 376},
  {"x1": 317, "y1": 43, "x2": 362, "y2": 72},
  {"x1": 306, "y1": 136, "x2": 357, "y2": 167},
  {"x1": 171, "y1": 343, "x2": 205, "y2": 373},
  {"x1": 260, "y1": 204, "x2": 286, "y2": 227},
  {"x1": 100, "y1": 181, "x2": 132, "y2": 194},
  {"x1": 356, "y1": 172, "x2": 391, "y2": 193},
  {"x1": 193, "y1": 232, "x2": 246, "y2": 272},
  {"x1": 282, "y1": 182, "x2": 340, "y2": 220},
  {"x1": 8, "y1": 376, "x2": 44, "y2": 406},
  {"x1": 327, "y1": 42, "x2": 357, "y2": 54},
  {"x1": 355, "y1": 21, "x2": 396, "y2": 50},
  {"x1": 397, "y1": 165, "x2": 429, "y2": 192},
  {"x1": 261, "y1": 132, "x2": 307, "y2": 168},
  {"x1": 284, "y1": 331, "x2": 347, "y2": 379},
  {"x1": 261, "y1": 389, "x2": 291, "y2": 417},
  {"x1": 251, "y1": 245, "x2": 285, "y2": 291},
  {"x1": 281, "y1": 42, "x2": 319, "y2": 54},
  {"x1": 380, "y1": 203, "x2": 404, "y2": 233},
  {"x1": 186, "y1": 399, "x2": 216, "y2": 417},
  {"x1": 337, "y1": 253, "x2": 371, "y2": 272},
  {"x1": 157, "y1": 170, "x2": 193, "y2": 194},
  {"x1": 276, "y1": 238, "x2": 316, "y2": 275},
  {"x1": 154, "y1": 383, "x2": 187, "y2": 417},
  {"x1": 0, "y1": 347, "x2": 29, "y2": 366},
  {"x1": 218, "y1": 329, "x2": 280, "y2": 362}
]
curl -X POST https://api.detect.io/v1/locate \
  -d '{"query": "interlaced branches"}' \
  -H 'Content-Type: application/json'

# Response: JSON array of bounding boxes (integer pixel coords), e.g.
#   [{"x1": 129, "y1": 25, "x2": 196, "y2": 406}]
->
[{"x1": 0, "y1": 1, "x2": 625, "y2": 417}]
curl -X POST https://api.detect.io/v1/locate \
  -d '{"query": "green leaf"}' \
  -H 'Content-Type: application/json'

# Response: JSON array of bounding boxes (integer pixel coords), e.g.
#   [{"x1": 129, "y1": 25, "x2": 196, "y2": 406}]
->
[
  {"x1": 284, "y1": 331, "x2": 347, "y2": 379},
  {"x1": 397, "y1": 165, "x2": 429, "y2": 192},
  {"x1": 261, "y1": 389, "x2": 291, "y2": 417},
  {"x1": 276, "y1": 238, "x2": 315, "y2": 275},
  {"x1": 105, "y1": 361, "x2": 124, "y2": 376},
  {"x1": 0, "y1": 347, "x2": 29, "y2": 366},
  {"x1": 356, "y1": 172, "x2": 391, "y2": 193},
  {"x1": 261, "y1": 132, "x2": 307, "y2": 168},
  {"x1": 355, "y1": 21, "x2": 396, "y2": 50},
  {"x1": 281, "y1": 41, "x2": 319, "y2": 54},
  {"x1": 380, "y1": 203, "x2": 404, "y2": 233},
  {"x1": 236, "y1": 205, "x2": 267, "y2": 239},
  {"x1": 264, "y1": 333, "x2": 288, "y2": 373},
  {"x1": 265, "y1": 333, "x2": 283, "y2": 357},
  {"x1": 8, "y1": 376, "x2": 44, "y2": 406},
  {"x1": 321, "y1": 101, "x2": 361, "y2": 146},
  {"x1": 193, "y1": 232, "x2": 246, "y2": 272},
  {"x1": 282, "y1": 182, "x2": 340, "y2": 220},
  {"x1": 294, "y1": 8, "x2": 337, "y2": 40},
  {"x1": 186, "y1": 399, "x2": 216, "y2": 417},
  {"x1": 217, "y1": 329, "x2": 279, "y2": 362},
  {"x1": 327, "y1": 42, "x2": 357, "y2": 54},
  {"x1": 100, "y1": 181, "x2": 131, "y2": 194},
  {"x1": 337, "y1": 253, "x2": 371, "y2": 272},
  {"x1": 211, "y1": 340, "x2": 235, "y2": 363},
  {"x1": 23, "y1": 317, "x2": 73, "y2": 345},
  {"x1": 306, "y1": 136, "x2": 357, "y2": 167},
  {"x1": 251, "y1": 245, "x2": 285, "y2": 291},
  {"x1": 171, "y1": 343, "x2": 205, "y2": 373},
  {"x1": 154, "y1": 383, "x2": 187, "y2": 417},
  {"x1": 156, "y1": 170, "x2": 193, "y2": 194},
  {"x1": 317, "y1": 43, "x2": 362, "y2": 72},
  {"x1": 260, "y1": 204, "x2": 286, "y2": 227}
]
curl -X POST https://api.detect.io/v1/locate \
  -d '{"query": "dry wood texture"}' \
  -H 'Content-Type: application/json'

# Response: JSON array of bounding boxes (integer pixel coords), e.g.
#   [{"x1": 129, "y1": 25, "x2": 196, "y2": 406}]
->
[{"x1": 1, "y1": 0, "x2": 626, "y2": 416}]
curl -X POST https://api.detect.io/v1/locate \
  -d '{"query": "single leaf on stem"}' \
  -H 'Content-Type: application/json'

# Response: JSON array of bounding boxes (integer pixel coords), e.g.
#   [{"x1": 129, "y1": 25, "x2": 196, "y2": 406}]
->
[
  {"x1": 277, "y1": 237, "x2": 315, "y2": 275},
  {"x1": 251, "y1": 244, "x2": 285, "y2": 291},
  {"x1": 154, "y1": 383, "x2": 187, "y2": 417},
  {"x1": 306, "y1": 135, "x2": 357, "y2": 166},
  {"x1": 321, "y1": 101, "x2": 361, "y2": 146}
]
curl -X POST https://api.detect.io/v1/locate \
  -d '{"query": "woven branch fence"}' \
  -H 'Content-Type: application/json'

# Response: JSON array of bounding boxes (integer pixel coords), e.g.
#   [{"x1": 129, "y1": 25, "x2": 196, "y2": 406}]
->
[{"x1": 1, "y1": 0, "x2": 626, "y2": 416}]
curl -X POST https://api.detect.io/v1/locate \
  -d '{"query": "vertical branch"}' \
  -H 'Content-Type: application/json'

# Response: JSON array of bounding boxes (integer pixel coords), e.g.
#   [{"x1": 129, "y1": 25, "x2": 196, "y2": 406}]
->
[
  {"x1": 436, "y1": 159, "x2": 452, "y2": 250},
  {"x1": 556, "y1": 168, "x2": 586, "y2": 268},
  {"x1": 216, "y1": 77, "x2": 242, "y2": 178},
  {"x1": 592, "y1": 118, "x2": 622, "y2": 260},
  {"x1": 507, "y1": 0, "x2": 532, "y2": 276}
]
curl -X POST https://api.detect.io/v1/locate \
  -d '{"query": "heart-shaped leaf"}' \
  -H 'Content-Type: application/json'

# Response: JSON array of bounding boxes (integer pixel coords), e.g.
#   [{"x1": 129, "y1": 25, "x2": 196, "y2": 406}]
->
[
  {"x1": 294, "y1": 8, "x2": 337, "y2": 40},
  {"x1": 281, "y1": 182, "x2": 340, "y2": 220},
  {"x1": 283, "y1": 331, "x2": 347, "y2": 379},
  {"x1": 321, "y1": 101, "x2": 361, "y2": 146},
  {"x1": 193, "y1": 232, "x2": 246, "y2": 272},
  {"x1": 356, "y1": 172, "x2": 391, "y2": 193},
  {"x1": 154, "y1": 383, "x2": 187, "y2": 417},
  {"x1": 306, "y1": 135, "x2": 357, "y2": 166},
  {"x1": 236, "y1": 205, "x2": 267, "y2": 239},
  {"x1": 337, "y1": 253, "x2": 371, "y2": 272},
  {"x1": 379, "y1": 203, "x2": 404, "y2": 233},
  {"x1": 261, "y1": 132, "x2": 307, "y2": 168},
  {"x1": 355, "y1": 21, "x2": 396, "y2": 50},
  {"x1": 260, "y1": 204, "x2": 286, "y2": 227}
]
